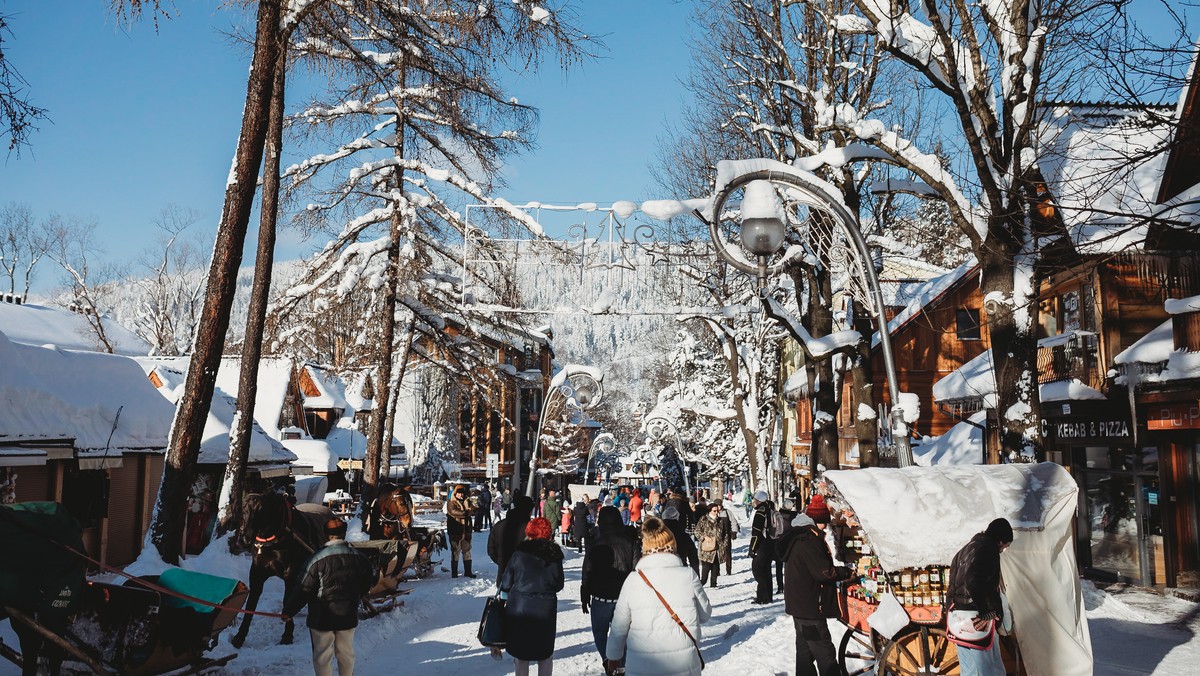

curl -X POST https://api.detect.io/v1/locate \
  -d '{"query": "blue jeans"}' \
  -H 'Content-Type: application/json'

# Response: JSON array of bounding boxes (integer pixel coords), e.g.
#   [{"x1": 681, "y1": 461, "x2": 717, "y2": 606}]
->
[
  {"x1": 957, "y1": 636, "x2": 1004, "y2": 676},
  {"x1": 590, "y1": 599, "x2": 618, "y2": 660}
]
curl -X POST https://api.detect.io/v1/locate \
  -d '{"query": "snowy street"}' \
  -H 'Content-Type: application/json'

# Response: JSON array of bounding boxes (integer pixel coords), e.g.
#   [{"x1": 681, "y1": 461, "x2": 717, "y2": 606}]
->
[{"x1": 4, "y1": 523, "x2": 1198, "y2": 675}]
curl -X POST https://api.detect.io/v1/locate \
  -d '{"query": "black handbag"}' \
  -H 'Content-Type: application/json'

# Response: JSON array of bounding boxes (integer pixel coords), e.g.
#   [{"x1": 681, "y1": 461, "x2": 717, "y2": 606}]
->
[{"x1": 477, "y1": 595, "x2": 506, "y2": 647}]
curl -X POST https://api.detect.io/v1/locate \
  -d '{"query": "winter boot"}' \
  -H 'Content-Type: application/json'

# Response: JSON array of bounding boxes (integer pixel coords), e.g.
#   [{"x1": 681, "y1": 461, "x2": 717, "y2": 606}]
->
[
  {"x1": 464, "y1": 560, "x2": 477, "y2": 578},
  {"x1": 451, "y1": 560, "x2": 459, "y2": 578}
]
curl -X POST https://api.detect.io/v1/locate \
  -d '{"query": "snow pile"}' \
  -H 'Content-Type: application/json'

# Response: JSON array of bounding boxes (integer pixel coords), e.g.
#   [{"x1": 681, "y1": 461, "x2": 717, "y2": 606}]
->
[
  {"x1": 1165, "y1": 294, "x2": 1200, "y2": 315},
  {"x1": 822, "y1": 462, "x2": 1078, "y2": 570}
]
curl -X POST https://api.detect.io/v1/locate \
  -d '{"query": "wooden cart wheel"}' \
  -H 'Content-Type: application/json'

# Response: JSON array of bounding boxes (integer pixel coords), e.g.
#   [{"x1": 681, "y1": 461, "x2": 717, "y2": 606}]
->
[
  {"x1": 838, "y1": 627, "x2": 878, "y2": 676},
  {"x1": 877, "y1": 626, "x2": 959, "y2": 676}
]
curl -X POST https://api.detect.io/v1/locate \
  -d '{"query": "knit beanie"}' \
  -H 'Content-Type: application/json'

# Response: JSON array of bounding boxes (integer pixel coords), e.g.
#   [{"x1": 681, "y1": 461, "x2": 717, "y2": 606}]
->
[
  {"x1": 640, "y1": 517, "x2": 677, "y2": 554},
  {"x1": 804, "y1": 494, "x2": 831, "y2": 524},
  {"x1": 753, "y1": 490, "x2": 768, "y2": 502}
]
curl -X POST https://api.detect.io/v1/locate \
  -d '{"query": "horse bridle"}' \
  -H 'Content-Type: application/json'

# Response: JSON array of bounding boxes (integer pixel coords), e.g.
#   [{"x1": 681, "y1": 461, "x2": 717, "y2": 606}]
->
[{"x1": 248, "y1": 494, "x2": 316, "y2": 556}]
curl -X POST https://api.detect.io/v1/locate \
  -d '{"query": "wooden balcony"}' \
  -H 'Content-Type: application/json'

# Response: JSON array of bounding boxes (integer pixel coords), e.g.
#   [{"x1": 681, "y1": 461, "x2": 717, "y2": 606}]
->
[{"x1": 1037, "y1": 331, "x2": 1103, "y2": 389}]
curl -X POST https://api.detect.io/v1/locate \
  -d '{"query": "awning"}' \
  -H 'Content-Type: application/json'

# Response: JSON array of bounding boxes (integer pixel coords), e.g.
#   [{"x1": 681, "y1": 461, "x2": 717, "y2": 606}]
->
[{"x1": 0, "y1": 448, "x2": 48, "y2": 467}]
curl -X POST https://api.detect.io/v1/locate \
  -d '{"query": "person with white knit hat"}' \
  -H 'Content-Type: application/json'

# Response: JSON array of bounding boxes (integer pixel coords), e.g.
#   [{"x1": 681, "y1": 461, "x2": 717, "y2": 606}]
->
[{"x1": 749, "y1": 490, "x2": 775, "y2": 604}]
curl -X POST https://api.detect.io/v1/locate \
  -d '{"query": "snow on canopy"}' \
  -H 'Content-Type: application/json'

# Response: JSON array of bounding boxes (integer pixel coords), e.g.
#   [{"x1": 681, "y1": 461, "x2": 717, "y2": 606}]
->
[
  {"x1": 913, "y1": 411, "x2": 985, "y2": 467},
  {"x1": 0, "y1": 300, "x2": 150, "y2": 356},
  {"x1": 1165, "y1": 294, "x2": 1200, "y2": 315},
  {"x1": 821, "y1": 462, "x2": 1078, "y2": 570},
  {"x1": 0, "y1": 329, "x2": 174, "y2": 451},
  {"x1": 1036, "y1": 105, "x2": 1173, "y2": 254},
  {"x1": 1114, "y1": 319, "x2": 1173, "y2": 367},
  {"x1": 1113, "y1": 316, "x2": 1200, "y2": 384},
  {"x1": 136, "y1": 358, "x2": 295, "y2": 465}
]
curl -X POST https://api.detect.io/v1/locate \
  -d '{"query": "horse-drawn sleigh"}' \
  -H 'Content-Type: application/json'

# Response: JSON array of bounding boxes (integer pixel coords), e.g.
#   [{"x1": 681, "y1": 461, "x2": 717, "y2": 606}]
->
[{"x1": 1, "y1": 502, "x2": 248, "y2": 676}]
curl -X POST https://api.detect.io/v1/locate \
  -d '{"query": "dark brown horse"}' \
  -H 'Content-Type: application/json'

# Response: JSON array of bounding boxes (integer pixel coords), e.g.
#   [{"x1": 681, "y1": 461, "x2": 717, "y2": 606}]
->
[
  {"x1": 369, "y1": 487, "x2": 442, "y2": 579},
  {"x1": 230, "y1": 492, "x2": 330, "y2": 648}
]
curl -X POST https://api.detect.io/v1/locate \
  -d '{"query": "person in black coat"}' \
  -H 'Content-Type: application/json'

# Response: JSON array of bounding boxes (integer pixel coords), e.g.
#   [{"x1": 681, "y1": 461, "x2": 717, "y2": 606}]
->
[
  {"x1": 660, "y1": 505, "x2": 699, "y2": 573},
  {"x1": 749, "y1": 491, "x2": 776, "y2": 604},
  {"x1": 947, "y1": 518, "x2": 1013, "y2": 675},
  {"x1": 571, "y1": 499, "x2": 591, "y2": 553},
  {"x1": 580, "y1": 506, "x2": 640, "y2": 674},
  {"x1": 282, "y1": 518, "x2": 377, "y2": 676},
  {"x1": 779, "y1": 512, "x2": 851, "y2": 676},
  {"x1": 488, "y1": 494, "x2": 535, "y2": 583},
  {"x1": 663, "y1": 488, "x2": 696, "y2": 533},
  {"x1": 499, "y1": 517, "x2": 565, "y2": 675}
]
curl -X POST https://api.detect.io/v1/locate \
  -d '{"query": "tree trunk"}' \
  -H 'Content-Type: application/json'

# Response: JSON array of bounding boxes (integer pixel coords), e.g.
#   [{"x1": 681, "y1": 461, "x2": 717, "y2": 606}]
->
[
  {"x1": 979, "y1": 220, "x2": 1044, "y2": 462},
  {"x1": 148, "y1": 0, "x2": 281, "y2": 565},
  {"x1": 794, "y1": 262, "x2": 838, "y2": 474},
  {"x1": 216, "y1": 50, "x2": 287, "y2": 542},
  {"x1": 379, "y1": 319, "x2": 416, "y2": 482},
  {"x1": 851, "y1": 337, "x2": 878, "y2": 467}
]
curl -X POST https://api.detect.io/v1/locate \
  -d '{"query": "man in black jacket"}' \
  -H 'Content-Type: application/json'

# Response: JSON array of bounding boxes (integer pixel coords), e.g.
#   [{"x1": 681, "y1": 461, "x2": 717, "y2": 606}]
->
[
  {"x1": 779, "y1": 511, "x2": 850, "y2": 676},
  {"x1": 581, "y1": 506, "x2": 640, "y2": 675},
  {"x1": 749, "y1": 491, "x2": 776, "y2": 604},
  {"x1": 487, "y1": 494, "x2": 535, "y2": 583},
  {"x1": 282, "y1": 518, "x2": 376, "y2": 676},
  {"x1": 661, "y1": 505, "x2": 699, "y2": 573},
  {"x1": 947, "y1": 518, "x2": 1013, "y2": 676}
]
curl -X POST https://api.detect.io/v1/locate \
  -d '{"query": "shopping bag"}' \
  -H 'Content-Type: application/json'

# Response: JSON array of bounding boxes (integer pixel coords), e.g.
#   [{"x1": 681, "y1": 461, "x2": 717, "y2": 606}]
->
[
  {"x1": 867, "y1": 592, "x2": 910, "y2": 640},
  {"x1": 477, "y1": 595, "x2": 506, "y2": 647}
]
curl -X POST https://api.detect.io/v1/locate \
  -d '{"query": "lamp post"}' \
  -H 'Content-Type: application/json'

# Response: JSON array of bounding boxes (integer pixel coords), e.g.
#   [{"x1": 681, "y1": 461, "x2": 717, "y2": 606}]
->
[
  {"x1": 693, "y1": 161, "x2": 913, "y2": 467},
  {"x1": 525, "y1": 365, "x2": 605, "y2": 498},
  {"x1": 584, "y1": 432, "x2": 616, "y2": 486},
  {"x1": 644, "y1": 415, "x2": 690, "y2": 495}
]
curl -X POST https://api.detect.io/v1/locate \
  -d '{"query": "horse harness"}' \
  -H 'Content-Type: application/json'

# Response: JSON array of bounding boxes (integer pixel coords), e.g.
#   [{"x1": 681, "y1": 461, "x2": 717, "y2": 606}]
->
[{"x1": 251, "y1": 497, "x2": 318, "y2": 557}]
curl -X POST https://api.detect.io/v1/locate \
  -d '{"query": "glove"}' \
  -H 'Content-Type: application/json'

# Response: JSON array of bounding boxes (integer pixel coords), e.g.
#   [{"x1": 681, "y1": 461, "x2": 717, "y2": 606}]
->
[{"x1": 581, "y1": 600, "x2": 590, "y2": 614}]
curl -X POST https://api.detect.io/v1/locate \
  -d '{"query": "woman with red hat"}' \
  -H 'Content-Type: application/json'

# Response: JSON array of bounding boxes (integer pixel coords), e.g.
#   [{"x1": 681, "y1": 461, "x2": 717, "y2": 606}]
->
[{"x1": 499, "y1": 517, "x2": 565, "y2": 675}]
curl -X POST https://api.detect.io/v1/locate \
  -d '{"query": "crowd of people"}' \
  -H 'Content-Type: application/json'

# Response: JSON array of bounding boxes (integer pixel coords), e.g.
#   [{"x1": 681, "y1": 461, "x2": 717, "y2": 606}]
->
[{"x1": 283, "y1": 481, "x2": 1013, "y2": 676}]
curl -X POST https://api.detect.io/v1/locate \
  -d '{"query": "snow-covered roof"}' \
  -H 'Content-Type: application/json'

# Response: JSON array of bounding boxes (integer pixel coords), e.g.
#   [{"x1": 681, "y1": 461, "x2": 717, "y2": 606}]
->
[
  {"x1": 0, "y1": 329, "x2": 174, "y2": 451},
  {"x1": 1114, "y1": 319, "x2": 1173, "y2": 365},
  {"x1": 821, "y1": 462, "x2": 1078, "y2": 570},
  {"x1": 136, "y1": 359, "x2": 295, "y2": 465},
  {"x1": 913, "y1": 410, "x2": 986, "y2": 467},
  {"x1": 1165, "y1": 294, "x2": 1200, "y2": 315},
  {"x1": 0, "y1": 300, "x2": 150, "y2": 356},
  {"x1": 873, "y1": 258, "x2": 979, "y2": 347},
  {"x1": 1037, "y1": 105, "x2": 1173, "y2": 254},
  {"x1": 283, "y1": 440, "x2": 341, "y2": 473},
  {"x1": 933, "y1": 335, "x2": 1107, "y2": 405},
  {"x1": 299, "y1": 364, "x2": 350, "y2": 410},
  {"x1": 932, "y1": 349, "x2": 995, "y2": 405}
]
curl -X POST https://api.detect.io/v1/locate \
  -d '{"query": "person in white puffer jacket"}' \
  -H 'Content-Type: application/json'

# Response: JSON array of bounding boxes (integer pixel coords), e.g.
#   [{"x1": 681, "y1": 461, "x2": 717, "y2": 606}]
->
[{"x1": 605, "y1": 517, "x2": 712, "y2": 676}]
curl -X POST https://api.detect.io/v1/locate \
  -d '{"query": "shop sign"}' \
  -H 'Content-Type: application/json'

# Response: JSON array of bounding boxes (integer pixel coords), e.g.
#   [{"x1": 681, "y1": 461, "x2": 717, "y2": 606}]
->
[
  {"x1": 1146, "y1": 403, "x2": 1200, "y2": 430},
  {"x1": 1041, "y1": 412, "x2": 1132, "y2": 444}
]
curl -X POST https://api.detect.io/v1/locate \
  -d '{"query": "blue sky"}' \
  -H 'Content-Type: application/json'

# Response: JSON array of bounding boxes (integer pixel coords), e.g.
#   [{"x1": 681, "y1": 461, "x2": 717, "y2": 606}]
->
[{"x1": 1, "y1": 0, "x2": 696, "y2": 290}]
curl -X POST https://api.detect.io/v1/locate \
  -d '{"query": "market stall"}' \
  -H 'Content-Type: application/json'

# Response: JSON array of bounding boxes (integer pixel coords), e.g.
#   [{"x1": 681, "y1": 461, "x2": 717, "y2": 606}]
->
[{"x1": 820, "y1": 461, "x2": 1092, "y2": 676}]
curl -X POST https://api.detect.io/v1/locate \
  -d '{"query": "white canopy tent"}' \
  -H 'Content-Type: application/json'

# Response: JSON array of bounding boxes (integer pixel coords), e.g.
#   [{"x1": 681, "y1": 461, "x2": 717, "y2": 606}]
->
[{"x1": 821, "y1": 462, "x2": 1092, "y2": 676}]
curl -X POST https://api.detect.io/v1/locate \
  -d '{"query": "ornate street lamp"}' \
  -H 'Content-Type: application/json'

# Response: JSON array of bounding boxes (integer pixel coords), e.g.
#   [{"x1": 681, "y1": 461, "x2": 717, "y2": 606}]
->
[
  {"x1": 525, "y1": 365, "x2": 605, "y2": 497},
  {"x1": 644, "y1": 414, "x2": 690, "y2": 494},
  {"x1": 693, "y1": 160, "x2": 914, "y2": 467},
  {"x1": 584, "y1": 432, "x2": 616, "y2": 486}
]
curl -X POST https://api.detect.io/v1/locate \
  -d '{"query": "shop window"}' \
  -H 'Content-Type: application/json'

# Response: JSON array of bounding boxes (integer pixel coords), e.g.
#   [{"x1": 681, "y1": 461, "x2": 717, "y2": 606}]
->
[{"x1": 956, "y1": 308, "x2": 981, "y2": 341}]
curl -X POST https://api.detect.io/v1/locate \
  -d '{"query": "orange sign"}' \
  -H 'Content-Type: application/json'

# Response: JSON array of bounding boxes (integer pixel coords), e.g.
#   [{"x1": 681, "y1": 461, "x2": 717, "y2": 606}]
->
[{"x1": 1146, "y1": 403, "x2": 1200, "y2": 430}]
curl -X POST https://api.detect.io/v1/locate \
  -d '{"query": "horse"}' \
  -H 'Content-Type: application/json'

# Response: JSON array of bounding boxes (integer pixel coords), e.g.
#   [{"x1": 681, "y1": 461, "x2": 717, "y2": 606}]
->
[
  {"x1": 230, "y1": 491, "x2": 330, "y2": 648},
  {"x1": 369, "y1": 487, "x2": 443, "y2": 579}
]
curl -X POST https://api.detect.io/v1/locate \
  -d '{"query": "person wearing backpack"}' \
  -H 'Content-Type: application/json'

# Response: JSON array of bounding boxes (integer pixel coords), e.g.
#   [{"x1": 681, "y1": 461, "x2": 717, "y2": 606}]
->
[{"x1": 749, "y1": 491, "x2": 777, "y2": 604}]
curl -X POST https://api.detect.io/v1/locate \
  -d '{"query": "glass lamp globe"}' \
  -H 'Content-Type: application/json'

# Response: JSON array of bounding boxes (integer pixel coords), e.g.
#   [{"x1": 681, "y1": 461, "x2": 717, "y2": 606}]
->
[{"x1": 739, "y1": 180, "x2": 787, "y2": 256}]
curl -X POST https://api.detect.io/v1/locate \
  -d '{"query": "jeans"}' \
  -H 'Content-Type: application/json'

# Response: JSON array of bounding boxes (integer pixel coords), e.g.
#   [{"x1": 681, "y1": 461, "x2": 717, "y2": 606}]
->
[
  {"x1": 957, "y1": 636, "x2": 1004, "y2": 676},
  {"x1": 793, "y1": 618, "x2": 837, "y2": 676},
  {"x1": 310, "y1": 627, "x2": 355, "y2": 676},
  {"x1": 589, "y1": 599, "x2": 618, "y2": 660}
]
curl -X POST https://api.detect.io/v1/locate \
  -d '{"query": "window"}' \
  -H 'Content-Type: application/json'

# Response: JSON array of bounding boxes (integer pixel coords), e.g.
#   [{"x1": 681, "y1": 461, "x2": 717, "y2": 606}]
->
[{"x1": 956, "y1": 308, "x2": 982, "y2": 341}]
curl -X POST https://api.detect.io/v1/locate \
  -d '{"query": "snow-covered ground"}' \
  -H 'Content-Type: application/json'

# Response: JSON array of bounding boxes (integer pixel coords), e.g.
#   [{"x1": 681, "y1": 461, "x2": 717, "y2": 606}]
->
[{"x1": 2, "y1": 519, "x2": 1199, "y2": 675}]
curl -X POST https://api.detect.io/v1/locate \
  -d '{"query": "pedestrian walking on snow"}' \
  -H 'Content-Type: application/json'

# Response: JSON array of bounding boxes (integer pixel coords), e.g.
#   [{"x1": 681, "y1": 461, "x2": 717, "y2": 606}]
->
[
  {"x1": 499, "y1": 517, "x2": 565, "y2": 676},
  {"x1": 693, "y1": 502, "x2": 730, "y2": 588},
  {"x1": 281, "y1": 518, "x2": 376, "y2": 676},
  {"x1": 488, "y1": 495, "x2": 535, "y2": 583},
  {"x1": 544, "y1": 490, "x2": 561, "y2": 534},
  {"x1": 749, "y1": 491, "x2": 776, "y2": 604},
  {"x1": 779, "y1": 509, "x2": 852, "y2": 676},
  {"x1": 571, "y1": 498, "x2": 590, "y2": 553},
  {"x1": 661, "y1": 506, "x2": 699, "y2": 574},
  {"x1": 714, "y1": 499, "x2": 740, "y2": 575},
  {"x1": 605, "y1": 517, "x2": 711, "y2": 676},
  {"x1": 581, "y1": 506, "x2": 640, "y2": 675}
]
